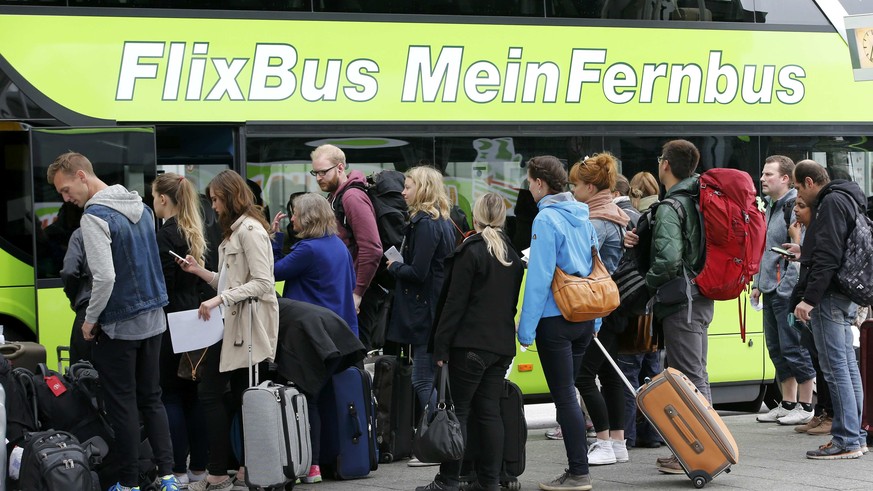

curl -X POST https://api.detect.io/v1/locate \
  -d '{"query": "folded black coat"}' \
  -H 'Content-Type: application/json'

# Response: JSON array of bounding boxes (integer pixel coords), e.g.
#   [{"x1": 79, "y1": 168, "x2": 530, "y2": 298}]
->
[{"x1": 275, "y1": 298, "x2": 366, "y2": 395}]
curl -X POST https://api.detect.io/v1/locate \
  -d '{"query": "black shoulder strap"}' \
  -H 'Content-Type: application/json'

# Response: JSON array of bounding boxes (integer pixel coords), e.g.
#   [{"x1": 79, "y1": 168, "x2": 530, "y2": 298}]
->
[{"x1": 332, "y1": 181, "x2": 369, "y2": 236}]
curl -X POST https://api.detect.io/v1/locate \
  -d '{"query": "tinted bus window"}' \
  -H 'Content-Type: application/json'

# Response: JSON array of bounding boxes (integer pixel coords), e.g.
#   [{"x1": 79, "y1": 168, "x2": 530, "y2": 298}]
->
[
  {"x1": 32, "y1": 128, "x2": 157, "y2": 280},
  {"x1": 0, "y1": 130, "x2": 33, "y2": 264}
]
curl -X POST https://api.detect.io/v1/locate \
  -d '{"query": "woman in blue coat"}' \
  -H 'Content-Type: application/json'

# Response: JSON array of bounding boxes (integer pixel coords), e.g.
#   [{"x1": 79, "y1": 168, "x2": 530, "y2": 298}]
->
[
  {"x1": 270, "y1": 192, "x2": 358, "y2": 484},
  {"x1": 271, "y1": 193, "x2": 358, "y2": 334},
  {"x1": 386, "y1": 166, "x2": 455, "y2": 417}
]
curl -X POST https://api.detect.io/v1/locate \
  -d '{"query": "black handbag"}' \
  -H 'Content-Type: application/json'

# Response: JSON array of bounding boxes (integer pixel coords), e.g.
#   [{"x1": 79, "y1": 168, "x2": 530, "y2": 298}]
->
[{"x1": 412, "y1": 364, "x2": 464, "y2": 463}]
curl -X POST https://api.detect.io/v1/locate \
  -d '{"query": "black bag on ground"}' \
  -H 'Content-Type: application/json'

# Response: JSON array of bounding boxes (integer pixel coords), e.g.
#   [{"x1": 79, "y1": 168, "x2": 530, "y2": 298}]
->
[
  {"x1": 0, "y1": 355, "x2": 38, "y2": 448},
  {"x1": 412, "y1": 364, "x2": 464, "y2": 463},
  {"x1": 19, "y1": 430, "x2": 102, "y2": 491}
]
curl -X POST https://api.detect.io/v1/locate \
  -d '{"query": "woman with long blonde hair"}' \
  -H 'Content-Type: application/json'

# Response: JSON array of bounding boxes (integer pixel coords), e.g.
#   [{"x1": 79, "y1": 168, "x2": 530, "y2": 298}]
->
[
  {"x1": 385, "y1": 166, "x2": 456, "y2": 438},
  {"x1": 152, "y1": 172, "x2": 210, "y2": 486},
  {"x1": 419, "y1": 193, "x2": 524, "y2": 491}
]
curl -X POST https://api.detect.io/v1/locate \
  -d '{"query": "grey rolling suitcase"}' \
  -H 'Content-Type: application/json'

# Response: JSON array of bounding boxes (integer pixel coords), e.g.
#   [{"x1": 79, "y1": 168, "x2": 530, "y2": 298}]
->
[{"x1": 239, "y1": 297, "x2": 312, "y2": 489}]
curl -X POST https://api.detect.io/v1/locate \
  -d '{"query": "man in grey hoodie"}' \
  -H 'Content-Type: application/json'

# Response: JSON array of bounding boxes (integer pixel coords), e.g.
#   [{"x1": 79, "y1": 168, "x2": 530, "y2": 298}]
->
[{"x1": 49, "y1": 152, "x2": 179, "y2": 491}]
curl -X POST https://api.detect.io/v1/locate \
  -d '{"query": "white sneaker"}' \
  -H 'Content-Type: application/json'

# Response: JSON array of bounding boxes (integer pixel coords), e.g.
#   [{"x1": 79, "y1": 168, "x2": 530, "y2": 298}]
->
[
  {"x1": 587, "y1": 439, "x2": 617, "y2": 465},
  {"x1": 407, "y1": 457, "x2": 439, "y2": 467},
  {"x1": 756, "y1": 404, "x2": 789, "y2": 423},
  {"x1": 174, "y1": 473, "x2": 190, "y2": 489},
  {"x1": 611, "y1": 439, "x2": 629, "y2": 463},
  {"x1": 777, "y1": 406, "x2": 814, "y2": 425}
]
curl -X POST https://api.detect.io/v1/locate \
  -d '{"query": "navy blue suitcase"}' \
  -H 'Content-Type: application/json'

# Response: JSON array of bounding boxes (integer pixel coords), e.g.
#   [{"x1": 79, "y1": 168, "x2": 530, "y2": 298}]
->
[{"x1": 319, "y1": 366, "x2": 379, "y2": 479}]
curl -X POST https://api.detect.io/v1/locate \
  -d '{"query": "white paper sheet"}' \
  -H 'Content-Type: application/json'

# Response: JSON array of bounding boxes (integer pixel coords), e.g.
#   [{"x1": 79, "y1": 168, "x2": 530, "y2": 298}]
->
[
  {"x1": 384, "y1": 245, "x2": 404, "y2": 264},
  {"x1": 167, "y1": 308, "x2": 224, "y2": 353}
]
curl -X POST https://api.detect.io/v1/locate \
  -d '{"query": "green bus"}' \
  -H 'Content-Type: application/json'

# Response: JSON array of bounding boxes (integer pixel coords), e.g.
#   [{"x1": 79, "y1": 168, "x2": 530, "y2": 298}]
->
[{"x1": 1, "y1": 1, "x2": 872, "y2": 410}]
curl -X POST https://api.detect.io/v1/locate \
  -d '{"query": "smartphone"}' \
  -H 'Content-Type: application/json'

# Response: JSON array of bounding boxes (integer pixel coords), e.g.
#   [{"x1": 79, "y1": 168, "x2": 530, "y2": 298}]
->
[
  {"x1": 770, "y1": 246, "x2": 795, "y2": 258},
  {"x1": 168, "y1": 250, "x2": 189, "y2": 264}
]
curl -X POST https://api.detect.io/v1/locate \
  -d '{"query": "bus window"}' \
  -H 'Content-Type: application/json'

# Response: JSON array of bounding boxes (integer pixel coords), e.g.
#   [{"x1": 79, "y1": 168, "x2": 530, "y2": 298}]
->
[
  {"x1": 246, "y1": 134, "x2": 432, "y2": 223},
  {"x1": 763, "y1": 136, "x2": 873, "y2": 196},
  {"x1": 0, "y1": 129, "x2": 33, "y2": 269},
  {"x1": 31, "y1": 128, "x2": 157, "y2": 280}
]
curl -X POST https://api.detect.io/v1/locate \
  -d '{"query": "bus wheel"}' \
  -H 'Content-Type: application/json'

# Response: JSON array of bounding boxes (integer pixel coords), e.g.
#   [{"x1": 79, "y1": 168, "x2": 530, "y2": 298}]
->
[{"x1": 0, "y1": 315, "x2": 36, "y2": 342}]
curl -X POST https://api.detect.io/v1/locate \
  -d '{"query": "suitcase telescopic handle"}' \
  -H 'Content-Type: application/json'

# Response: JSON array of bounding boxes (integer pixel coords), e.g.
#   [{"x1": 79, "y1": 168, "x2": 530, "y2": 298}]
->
[
  {"x1": 593, "y1": 336, "x2": 640, "y2": 395},
  {"x1": 242, "y1": 296, "x2": 260, "y2": 388}
]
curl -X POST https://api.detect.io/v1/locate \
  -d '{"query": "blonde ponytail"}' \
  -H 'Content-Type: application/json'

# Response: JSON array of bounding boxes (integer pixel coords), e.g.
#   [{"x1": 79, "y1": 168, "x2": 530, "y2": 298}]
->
[
  {"x1": 473, "y1": 193, "x2": 512, "y2": 267},
  {"x1": 153, "y1": 173, "x2": 207, "y2": 267}
]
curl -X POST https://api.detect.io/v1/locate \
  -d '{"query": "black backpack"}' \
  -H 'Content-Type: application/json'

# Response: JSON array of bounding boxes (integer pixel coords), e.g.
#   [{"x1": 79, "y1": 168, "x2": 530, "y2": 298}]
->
[
  {"x1": 14, "y1": 363, "x2": 113, "y2": 444},
  {"x1": 832, "y1": 190, "x2": 873, "y2": 306},
  {"x1": 0, "y1": 356, "x2": 38, "y2": 446},
  {"x1": 334, "y1": 170, "x2": 409, "y2": 252},
  {"x1": 19, "y1": 430, "x2": 102, "y2": 491},
  {"x1": 611, "y1": 199, "x2": 688, "y2": 317}
]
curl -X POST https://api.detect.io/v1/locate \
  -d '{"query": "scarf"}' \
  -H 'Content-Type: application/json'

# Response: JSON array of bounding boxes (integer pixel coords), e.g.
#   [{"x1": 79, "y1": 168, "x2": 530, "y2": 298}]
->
[{"x1": 586, "y1": 189, "x2": 629, "y2": 227}]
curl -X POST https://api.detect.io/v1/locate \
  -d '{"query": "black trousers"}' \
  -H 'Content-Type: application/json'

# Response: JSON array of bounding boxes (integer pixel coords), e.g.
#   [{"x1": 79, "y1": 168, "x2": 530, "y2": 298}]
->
[
  {"x1": 197, "y1": 341, "x2": 249, "y2": 476},
  {"x1": 92, "y1": 332, "x2": 174, "y2": 486},
  {"x1": 439, "y1": 348, "x2": 512, "y2": 488},
  {"x1": 576, "y1": 326, "x2": 626, "y2": 433}
]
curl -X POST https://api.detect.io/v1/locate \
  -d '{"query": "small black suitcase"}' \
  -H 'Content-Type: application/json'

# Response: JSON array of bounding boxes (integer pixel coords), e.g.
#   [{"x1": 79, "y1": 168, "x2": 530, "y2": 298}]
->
[
  {"x1": 372, "y1": 354, "x2": 414, "y2": 463},
  {"x1": 460, "y1": 379, "x2": 527, "y2": 490}
]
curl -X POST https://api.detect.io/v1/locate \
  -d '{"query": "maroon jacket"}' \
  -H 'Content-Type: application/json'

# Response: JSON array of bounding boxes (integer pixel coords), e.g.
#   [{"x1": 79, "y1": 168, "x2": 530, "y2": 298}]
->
[{"x1": 329, "y1": 170, "x2": 382, "y2": 296}]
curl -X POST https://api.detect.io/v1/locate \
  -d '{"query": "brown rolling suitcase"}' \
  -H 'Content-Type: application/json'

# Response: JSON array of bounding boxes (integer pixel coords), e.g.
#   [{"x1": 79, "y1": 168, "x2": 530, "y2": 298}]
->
[
  {"x1": 595, "y1": 337, "x2": 738, "y2": 489},
  {"x1": 0, "y1": 342, "x2": 47, "y2": 372}
]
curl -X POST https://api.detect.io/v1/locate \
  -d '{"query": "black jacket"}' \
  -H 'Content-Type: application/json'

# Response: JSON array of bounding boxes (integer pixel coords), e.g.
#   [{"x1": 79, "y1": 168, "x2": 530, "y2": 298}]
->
[
  {"x1": 386, "y1": 212, "x2": 455, "y2": 345},
  {"x1": 275, "y1": 298, "x2": 366, "y2": 395},
  {"x1": 156, "y1": 217, "x2": 209, "y2": 313},
  {"x1": 795, "y1": 180, "x2": 867, "y2": 307},
  {"x1": 430, "y1": 232, "x2": 524, "y2": 361}
]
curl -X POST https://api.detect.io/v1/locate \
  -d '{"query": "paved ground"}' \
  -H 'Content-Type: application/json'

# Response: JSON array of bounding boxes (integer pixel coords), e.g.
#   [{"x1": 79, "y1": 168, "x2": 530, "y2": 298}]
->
[{"x1": 294, "y1": 404, "x2": 873, "y2": 490}]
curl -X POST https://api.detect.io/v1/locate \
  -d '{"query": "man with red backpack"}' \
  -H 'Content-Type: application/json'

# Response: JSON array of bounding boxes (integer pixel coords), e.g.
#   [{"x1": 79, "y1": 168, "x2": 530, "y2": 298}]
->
[{"x1": 645, "y1": 140, "x2": 713, "y2": 474}]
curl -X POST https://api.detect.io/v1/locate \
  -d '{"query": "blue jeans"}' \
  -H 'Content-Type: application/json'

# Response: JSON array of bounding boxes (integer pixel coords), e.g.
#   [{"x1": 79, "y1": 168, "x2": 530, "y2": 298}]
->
[
  {"x1": 413, "y1": 343, "x2": 436, "y2": 414},
  {"x1": 438, "y1": 348, "x2": 512, "y2": 487},
  {"x1": 535, "y1": 316, "x2": 594, "y2": 476},
  {"x1": 162, "y1": 386, "x2": 208, "y2": 474},
  {"x1": 618, "y1": 351, "x2": 663, "y2": 445},
  {"x1": 808, "y1": 292, "x2": 865, "y2": 450},
  {"x1": 762, "y1": 292, "x2": 816, "y2": 384}
]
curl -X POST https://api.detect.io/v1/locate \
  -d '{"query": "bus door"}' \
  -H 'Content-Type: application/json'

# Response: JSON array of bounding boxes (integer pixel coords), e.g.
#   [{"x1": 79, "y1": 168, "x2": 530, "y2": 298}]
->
[
  {"x1": 155, "y1": 125, "x2": 239, "y2": 271},
  {"x1": 28, "y1": 126, "x2": 157, "y2": 367}
]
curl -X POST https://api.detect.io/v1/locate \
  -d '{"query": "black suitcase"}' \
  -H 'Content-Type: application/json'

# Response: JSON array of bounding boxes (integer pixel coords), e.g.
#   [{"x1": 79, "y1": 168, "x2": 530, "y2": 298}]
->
[
  {"x1": 372, "y1": 354, "x2": 414, "y2": 463},
  {"x1": 460, "y1": 379, "x2": 527, "y2": 490}
]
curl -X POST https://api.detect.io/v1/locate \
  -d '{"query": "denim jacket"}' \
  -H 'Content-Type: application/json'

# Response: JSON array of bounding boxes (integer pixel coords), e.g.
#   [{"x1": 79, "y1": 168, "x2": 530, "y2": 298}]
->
[{"x1": 82, "y1": 185, "x2": 168, "y2": 330}]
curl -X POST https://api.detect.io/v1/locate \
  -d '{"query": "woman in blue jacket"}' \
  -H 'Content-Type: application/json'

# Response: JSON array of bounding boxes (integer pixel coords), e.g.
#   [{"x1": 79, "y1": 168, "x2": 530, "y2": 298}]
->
[
  {"x1": 271, "y1": 193, "x2": 358, "y2": 334},
  {"x1": 270, "y1": 192, "x2": 358, "y2": 484},
  {"x1": 386, "y1": 166, "x2": 455, "y2": 419},
  {"x1": 517, "y1": 156, "x2": 598, "y2": 491}
]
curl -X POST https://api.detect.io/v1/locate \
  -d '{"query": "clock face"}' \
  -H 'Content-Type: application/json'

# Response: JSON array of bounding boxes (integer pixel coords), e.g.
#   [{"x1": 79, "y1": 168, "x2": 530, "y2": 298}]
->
[{"x1": 864, "y1": 29, "x2": 873, "y2": 62}]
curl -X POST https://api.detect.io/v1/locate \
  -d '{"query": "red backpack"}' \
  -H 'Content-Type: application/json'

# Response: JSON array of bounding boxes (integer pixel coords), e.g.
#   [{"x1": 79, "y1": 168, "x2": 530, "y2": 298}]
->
[{"x1": 692, "y1": 168, "x2": 766, "y2": 302}]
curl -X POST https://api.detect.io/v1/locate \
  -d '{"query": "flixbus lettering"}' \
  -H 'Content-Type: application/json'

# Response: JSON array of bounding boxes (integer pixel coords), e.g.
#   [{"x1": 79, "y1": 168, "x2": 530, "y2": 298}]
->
[{"x1": 116, "y1": 42, "x2": 380, "y2": 102}]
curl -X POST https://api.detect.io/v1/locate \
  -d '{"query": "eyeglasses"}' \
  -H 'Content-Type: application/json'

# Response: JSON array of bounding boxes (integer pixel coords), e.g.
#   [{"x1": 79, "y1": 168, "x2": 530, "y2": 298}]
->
[
  {"x1": 309, "y1": 164, "x2": 339, "y2": 178},
  {"x1": 657, "y1": 155, "x2": 665, "y2": 164}
]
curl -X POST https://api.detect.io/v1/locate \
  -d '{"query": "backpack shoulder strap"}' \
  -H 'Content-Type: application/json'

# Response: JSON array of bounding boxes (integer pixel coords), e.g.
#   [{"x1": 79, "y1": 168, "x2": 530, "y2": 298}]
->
[{"x1": 332, "y1": 181, "x2": 369, "y2": 236}]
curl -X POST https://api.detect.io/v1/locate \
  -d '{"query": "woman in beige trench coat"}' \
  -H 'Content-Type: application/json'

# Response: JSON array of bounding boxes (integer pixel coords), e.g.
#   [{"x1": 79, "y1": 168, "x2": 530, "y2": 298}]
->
[{"x1": 179, "y1": 170, "x2": 279, "y2": 490}]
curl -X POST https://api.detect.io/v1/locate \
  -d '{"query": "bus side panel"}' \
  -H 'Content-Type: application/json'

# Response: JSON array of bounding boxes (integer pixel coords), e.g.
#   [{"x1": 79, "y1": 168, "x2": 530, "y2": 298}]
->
[{"x1": 37, "y1": 286, "x2": 74, "y2": 370}]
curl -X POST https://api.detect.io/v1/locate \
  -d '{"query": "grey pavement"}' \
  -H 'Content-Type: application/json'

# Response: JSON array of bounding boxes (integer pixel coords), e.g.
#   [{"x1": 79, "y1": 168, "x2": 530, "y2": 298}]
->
[{"x1": 295, "y1": 405, "x2": 873, "y2": 491}]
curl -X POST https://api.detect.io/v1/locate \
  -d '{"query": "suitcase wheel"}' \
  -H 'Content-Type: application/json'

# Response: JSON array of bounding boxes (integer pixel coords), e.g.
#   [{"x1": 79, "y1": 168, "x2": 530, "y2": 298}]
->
[
  {"x1": 381, "y1": 452, "x2": 394, "y2": 463},
  {"x1": 690, "y1": 472, "x2": 709, "y2": 489}
]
